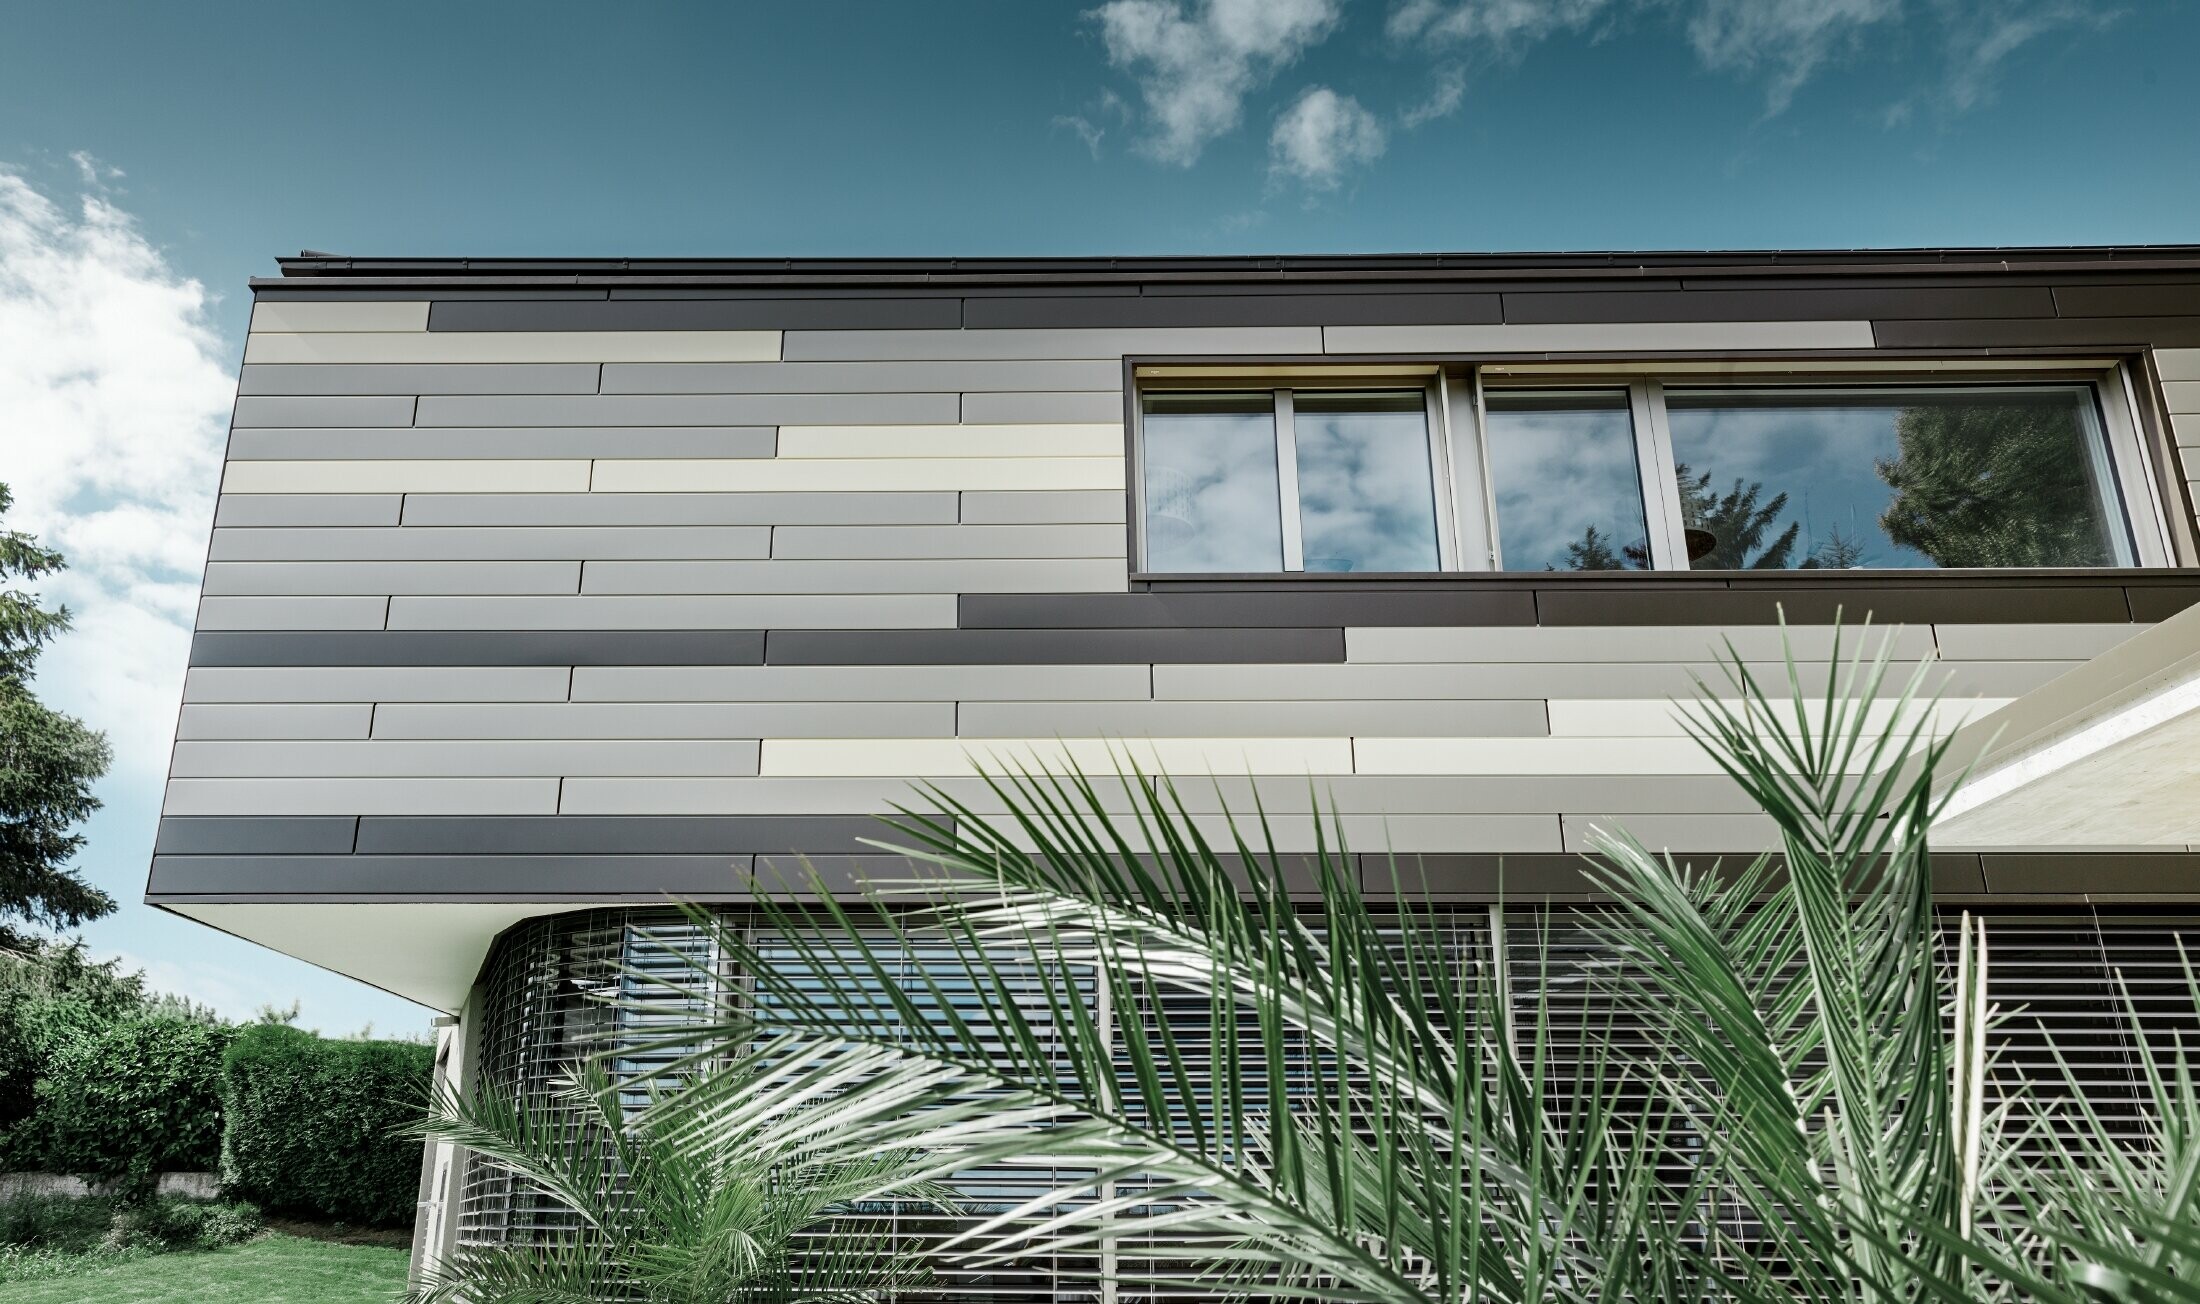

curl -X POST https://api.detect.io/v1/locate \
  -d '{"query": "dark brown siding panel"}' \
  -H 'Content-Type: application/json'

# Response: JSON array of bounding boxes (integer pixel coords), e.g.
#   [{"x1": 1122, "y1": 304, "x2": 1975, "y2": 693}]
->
[
  {"x1": 1532, "y1": 582, "x2": 2132, "y2": 626},
  {"x1": 355, "y1": 815, "x2": 899, "y2": 856},
  {"x1": 1982, "y1": 853, "x2": 2200, "y2": 894},
  {"x1": 2052, "y1": 283, "x2": 2200, "y2": 317},
  {"x1": 148, "y1": 854, "x2": 756, "y2": 899},
  {"x1": 2127, "y1": 585, "x2": 2200, "y2": 622},
  {"x1": 1502, "y1": 286, "x2": 2057, "y2": 324},
  {"x1": 154, "y1": 817, "x2": 359, "y2": 855},
  {"x1": 960, "y1": 590, "x2": 1536, "y2": 629},
  {"x1": 964, "y1": 294, "x2": 1503, "y2": 329},
  {"x1": 765, "y1": 626, "x2": 1346, "y2": 665},
  {"x1": 1872, "y1": 317, "x2": 2200, "y2": 348},
  {"x1": 429, "y1": 298, "x2": 962, "y2": 332}
]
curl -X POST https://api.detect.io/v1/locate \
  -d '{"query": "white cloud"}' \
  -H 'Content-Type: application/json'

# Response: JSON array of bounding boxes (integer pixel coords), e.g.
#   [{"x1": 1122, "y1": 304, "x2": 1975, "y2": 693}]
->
[
  {"x1": 1090, "y1": 0, "x2": 1344, "y2": 164},
  {"x1": 1685, "y1": 0, "x2": 1900, "y2": 114},
  {"x1": 1401, "y1": 64, "x2": 1469, "y2": 127},
  {"x1": 0, "y1": 163, "x2": 232, "y2": 786},
  {"x1": 1270, "y1": 87, "x2": 1389, "y2": 190},
  {"x1": 1388, "y1": 0, "x2": 1617, "y2": 47}
]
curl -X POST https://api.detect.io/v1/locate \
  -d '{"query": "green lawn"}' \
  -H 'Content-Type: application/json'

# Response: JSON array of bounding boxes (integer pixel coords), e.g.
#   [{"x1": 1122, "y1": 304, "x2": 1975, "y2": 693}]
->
[{"x1": 0, "y1": 1234, "x2": 407, "y2": 1303}]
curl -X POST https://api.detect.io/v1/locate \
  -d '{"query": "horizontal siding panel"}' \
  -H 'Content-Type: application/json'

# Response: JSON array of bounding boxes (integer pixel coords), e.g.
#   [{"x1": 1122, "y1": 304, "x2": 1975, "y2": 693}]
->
[
  {"x1": 581, "y1": 559, "x2": 1123, "y2": 595},
  {"x1": 169, "y1": 739, "x2": 761, "y2": 779},
  {"x1": 385, "y1": 594, "x2": 956, "y2": 630},
  {"x1": 775, "y1": 423, "x2": 1122, "y2": 458},
  {"x1": 214, "y1": 494, "x2": 402, "y2": 527},
  {"x1": 591, "y1": 457, "x2": 1124, "y2": 493},
  {"x1": 232, "y1": 395, "x2": 416, "y2": 427},
  {"x1": 758, "y1": 736, "x2": 1356, "y2": 777},
  {"x1": 781, "y1": 326, "x2": 1323, "y2": 361},
  {"x1": 202, "y1": 561, "x2": 581, "y2": 596},
  {"x1": 959, "y1": 490, "x2": 1127, "y2": 524},
  {"x1": 1545, "y1": 697, "x2": 2008, "y2": 737},
  {"x1": 371, "y1": 701, "x2": 956, "y2": 740},
  {"x1": 161, "y1": 777, "x2": 560, "y2": 816},
  {"x1": 227, "y1": 426, "x2": 775, "y2": 460},
  {"x1": 2167, "y1": 380, "x2": 2200, "y2": 412},
  {"x1": 602, "y1": 359, "x2": 1120, "y2": 393},
  {"x1": 570, "y1": 664, "x2": 1152, "y2": 702},
  {"x1": 1156, "y1": 660, "x2": 2067, "y2": 700},
  {"x1": 2157, "y1": 349, "x2": 2200, "y2": 383},
  {"x1": 196, "y1": 596, "x2": 388, "y2": 630},
  {"x1": 768, "y1": 524, "x2": 1122, "y2": 560},
  {"x1": 176, "y1": 704, "x2": 376, "y2": 740},
  {"x1": 960, "y1": 391, "x2": 1123, "y2": 424},
  {"x1": 243, "y1": 330, "x2": 780, "y2": 364},
  {"x1": 182, "y1": 666, "x2": 573, "y2": 704},
  {"x1": 429, "y1": 296, "x2": 962, "y2": 333},
  {"x1": 210, "y1": 527, "x2": 772, "y2": 563},
  {"x1": 237, "y1": 364, "x2": 601, "y2": 395},
  {"x1": 249, "y1": 301, "x2": 428, "y2": 332},
  {"x1": 402, "y1": 491, "x2": 959, "y2": 527},
  {"x1": 1355, "y1": 736, "x2": 1722, "y2": 775},
  {"x1": 957, "y1": 699, "x2": 1547, "y2": 738},
  {"x1": 1933, "y1": 622, "x2": 2148, "y2": 661},
  {"x1": 222, "y1": 461, "x2": 591, "y2": 494},
  {"x1": 1323, "y1": 320, "x2": 1877, "y2": 353},
  {"x1": 1344, "y1": 624, "x2": 1940, "y2": 663},
  {"x1": 415, "y1": 392, "x2": 961, "y2": 427},
  {"x1": 1561, "y1": 812, "x2": 1779, "y2": 852}
]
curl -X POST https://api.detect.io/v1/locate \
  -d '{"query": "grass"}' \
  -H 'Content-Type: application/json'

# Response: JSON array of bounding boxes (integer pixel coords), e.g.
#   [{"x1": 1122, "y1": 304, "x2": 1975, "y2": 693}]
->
[{"x1": 0, "y1": 1232, "x2": 408, "y2": 1302}]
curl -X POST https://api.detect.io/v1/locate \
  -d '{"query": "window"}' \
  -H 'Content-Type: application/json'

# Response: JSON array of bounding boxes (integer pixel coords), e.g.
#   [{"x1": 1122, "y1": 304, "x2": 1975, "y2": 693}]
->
[
  {"x1": 1140, "y1": 387, "x2": 1446, "y2": 574},
  {"x1": 1133, "y1": 370, "x2": 2158, "y2": 574}
]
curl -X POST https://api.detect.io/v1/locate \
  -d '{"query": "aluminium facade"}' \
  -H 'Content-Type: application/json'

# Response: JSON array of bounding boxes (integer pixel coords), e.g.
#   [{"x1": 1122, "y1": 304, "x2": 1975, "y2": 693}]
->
[{"x1": 149, "y1": 249, "x2": 2200, "y2": 1289}]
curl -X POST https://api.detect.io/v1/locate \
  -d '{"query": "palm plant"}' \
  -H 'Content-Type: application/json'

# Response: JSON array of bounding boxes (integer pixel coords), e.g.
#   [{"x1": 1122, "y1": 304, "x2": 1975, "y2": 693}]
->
[
  {"x1": 614, "y1": 620, "x2": 2200, "y2": 1303},
  {"x1": 411, "y1": 1040, "x2": 954, "y2": 1303}
]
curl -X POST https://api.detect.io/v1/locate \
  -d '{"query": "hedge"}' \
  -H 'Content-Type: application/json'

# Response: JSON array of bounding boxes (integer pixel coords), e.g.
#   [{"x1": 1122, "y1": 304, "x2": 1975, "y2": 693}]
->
[
  {"x1": 219, "y1": 1024, "x2": 432, "y2": 1226},
  {"x1": 37, "y1": 1016, "x2": 235, "y2": 1189}
]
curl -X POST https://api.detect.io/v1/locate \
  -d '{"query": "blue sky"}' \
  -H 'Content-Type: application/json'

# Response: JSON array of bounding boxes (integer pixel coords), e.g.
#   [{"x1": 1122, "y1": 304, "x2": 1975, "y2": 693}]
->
[{"x1": 1, "y1": 0, "x2": 2196, "y2": 1034}]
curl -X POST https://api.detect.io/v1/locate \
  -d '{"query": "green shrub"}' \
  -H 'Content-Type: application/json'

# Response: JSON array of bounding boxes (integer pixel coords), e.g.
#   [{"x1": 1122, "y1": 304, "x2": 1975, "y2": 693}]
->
[
  {"x1": 107, "y1": 1197, "x2": 263, "y2": 1251},
  {"x1": 0, "y1": 943, "x2": 154, "y2": 1168},
  {"x1": 36, "y1": 1016, "x2": 233, "y2": 1189},
  {"x1": 220, "y1": 1024, "x2": 431, "y2": 1227},
  {"x1": 0, "y1": 1193, "x2": 104, "y2": 1250}
]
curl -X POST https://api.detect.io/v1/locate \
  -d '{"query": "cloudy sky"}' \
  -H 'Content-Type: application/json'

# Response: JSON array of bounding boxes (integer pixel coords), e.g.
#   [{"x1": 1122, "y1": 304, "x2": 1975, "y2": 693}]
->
[{"x1": 2, "y1": 0, "x2": 2197, "y2": 1033}]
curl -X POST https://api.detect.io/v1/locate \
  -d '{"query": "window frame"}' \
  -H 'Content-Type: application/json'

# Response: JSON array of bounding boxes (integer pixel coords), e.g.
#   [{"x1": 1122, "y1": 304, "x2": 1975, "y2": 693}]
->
[
  {"x1": 1129, "y1": 360, "x2": 2175, "y2": 575},
  {"x1": 1133, "y1": 373, "x2": 1460, "y2": 574}
]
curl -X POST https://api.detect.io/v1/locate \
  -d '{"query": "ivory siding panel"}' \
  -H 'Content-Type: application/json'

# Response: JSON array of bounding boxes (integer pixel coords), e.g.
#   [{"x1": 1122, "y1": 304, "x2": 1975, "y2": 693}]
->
[
  {"x1": 248, "y1": 301, "x2": 429, "y2": 332},
  {"x1": 243, "y1": 331, "x2": 780, "y2": 364},
  {"x1": 591, "y1": 457, "x2": 1125, "y2": 493},
  {"x1": 2157, "y1": 349, "x2": 2200, "y2": 383}
]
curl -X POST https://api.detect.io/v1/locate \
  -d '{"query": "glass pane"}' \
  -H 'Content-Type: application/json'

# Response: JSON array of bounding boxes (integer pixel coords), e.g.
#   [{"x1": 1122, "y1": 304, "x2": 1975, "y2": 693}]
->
[
  {"x1": 1663, "y1": 386, "x2": 2130, "y2": 570},
  {"x1": 1483, "y1": 391, "x2": 1650, "y2": 571},
  {"x1": 1141, "y1": 392, "x2": 1283, "y2": 573},
  {"x1": 1291, "y1": 390, "x2": 1440, "y2": 573}
]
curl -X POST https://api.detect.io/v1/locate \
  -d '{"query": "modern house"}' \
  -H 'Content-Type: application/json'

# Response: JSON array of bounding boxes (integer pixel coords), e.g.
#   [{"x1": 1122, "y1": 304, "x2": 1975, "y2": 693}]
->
[{"x1": 151, "y1": 249, "x2": 2200, "y2": 1292}]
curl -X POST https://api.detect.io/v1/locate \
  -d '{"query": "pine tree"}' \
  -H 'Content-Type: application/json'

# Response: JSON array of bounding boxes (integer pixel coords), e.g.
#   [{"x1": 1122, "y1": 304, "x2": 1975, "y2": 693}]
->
[
  {"x1": 1877, "y1": 400, "x2": 2118, "y2": 567},
  {"x1": 1673, "y1": 463, "x2": 1802, "y2": 569},
  {"x1": 0, "y1": 484, "x2": 113, "y2": 950}
]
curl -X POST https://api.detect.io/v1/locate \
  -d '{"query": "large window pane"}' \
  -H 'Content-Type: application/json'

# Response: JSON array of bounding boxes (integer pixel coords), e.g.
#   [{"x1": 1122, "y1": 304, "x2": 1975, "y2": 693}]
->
[
  {"x1": 1291, "y1": 390, "x2": 1441, "y2": 573},
  {"x1": 1664, "y1": 386, "x2": 2130, "y2": 570},
  {"x1": 1483, "y1": 390, "x2": 1651, "y2": 571},
  {"x1": 1141, "y1": 392, "x2": 1283, "y2": 573}
]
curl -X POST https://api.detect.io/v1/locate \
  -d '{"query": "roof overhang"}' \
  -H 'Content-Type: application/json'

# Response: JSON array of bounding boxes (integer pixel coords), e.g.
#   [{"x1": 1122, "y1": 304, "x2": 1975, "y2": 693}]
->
[{"x1": 1935, "y1": 600, "x2": 2200, "y2": 847}]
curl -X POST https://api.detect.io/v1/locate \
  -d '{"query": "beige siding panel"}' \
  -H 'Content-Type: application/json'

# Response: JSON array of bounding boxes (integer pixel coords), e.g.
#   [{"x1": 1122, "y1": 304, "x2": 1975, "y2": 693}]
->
[
  {"x1": 222, "y1": 461, "x2": 591, "y2": 494},
  {"x1": 1561, "y1": 813, "x2": 1779, "y2": 853},
  {"x1": 2173, "y1": 413, "x2": 2200, "y2": 448},
  {"x1": 195, "y1": 596, "x2": 389, "y2": 630},
  {"x1": 592, "y1": 457, "x2": 1124, "y2": 493},
  {"x1": 169, "y1": 739, "x2": 761, "y2": 778},
  {"x1": 1325, "y1": 320, "x2": 1878, "y2": 353},
  {"x1": 182, "y1": 666, "x2": 573, "y2": 704},
  {"x1": 1354, "y1": 736, "x2": 1724, "y2": 775},
  {"x1": 248, "y1": 301, "x2": 429, "y2": 332},
  {"x1": 2164, "y1": 380, "x2": 2200, "y2": 412},
  {"x1": 1345, "y1": 624, "x2": 1938, "y2": 663},
  {"x1": 1932, "y1": 623, "x2": 2148, "y2": 661},
  {"x1": 161, "y1": 778, "x2": 559, "y2": 816},
  {"x1": 581, "y1": 558, "x2": 1125, "y2": 594},
  {"x1": 759, "y1": 737, "x2": 1355, "y2": 777},
  {"x1": 176, "y1": 704, "x2": 376, "y2": 740},
  {"x1": 1545, "y1": 697, "x2": 2010, "y2": 737},
  {"x1": 571, "y1": 664, "x2": 1152, "y2": 702},
  {"x1": 243, "y1": 331, "x2": 781, "y2": 364},
  {"x1": 776, "y1": 424, "x2": 1123, "y2": 459},
  {"x1": 386, "y1": 594, "x2": 956, "y2": 630},
  {"x1": 2156, "y1": 349, "x2": 2200, "y2": 384}
]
